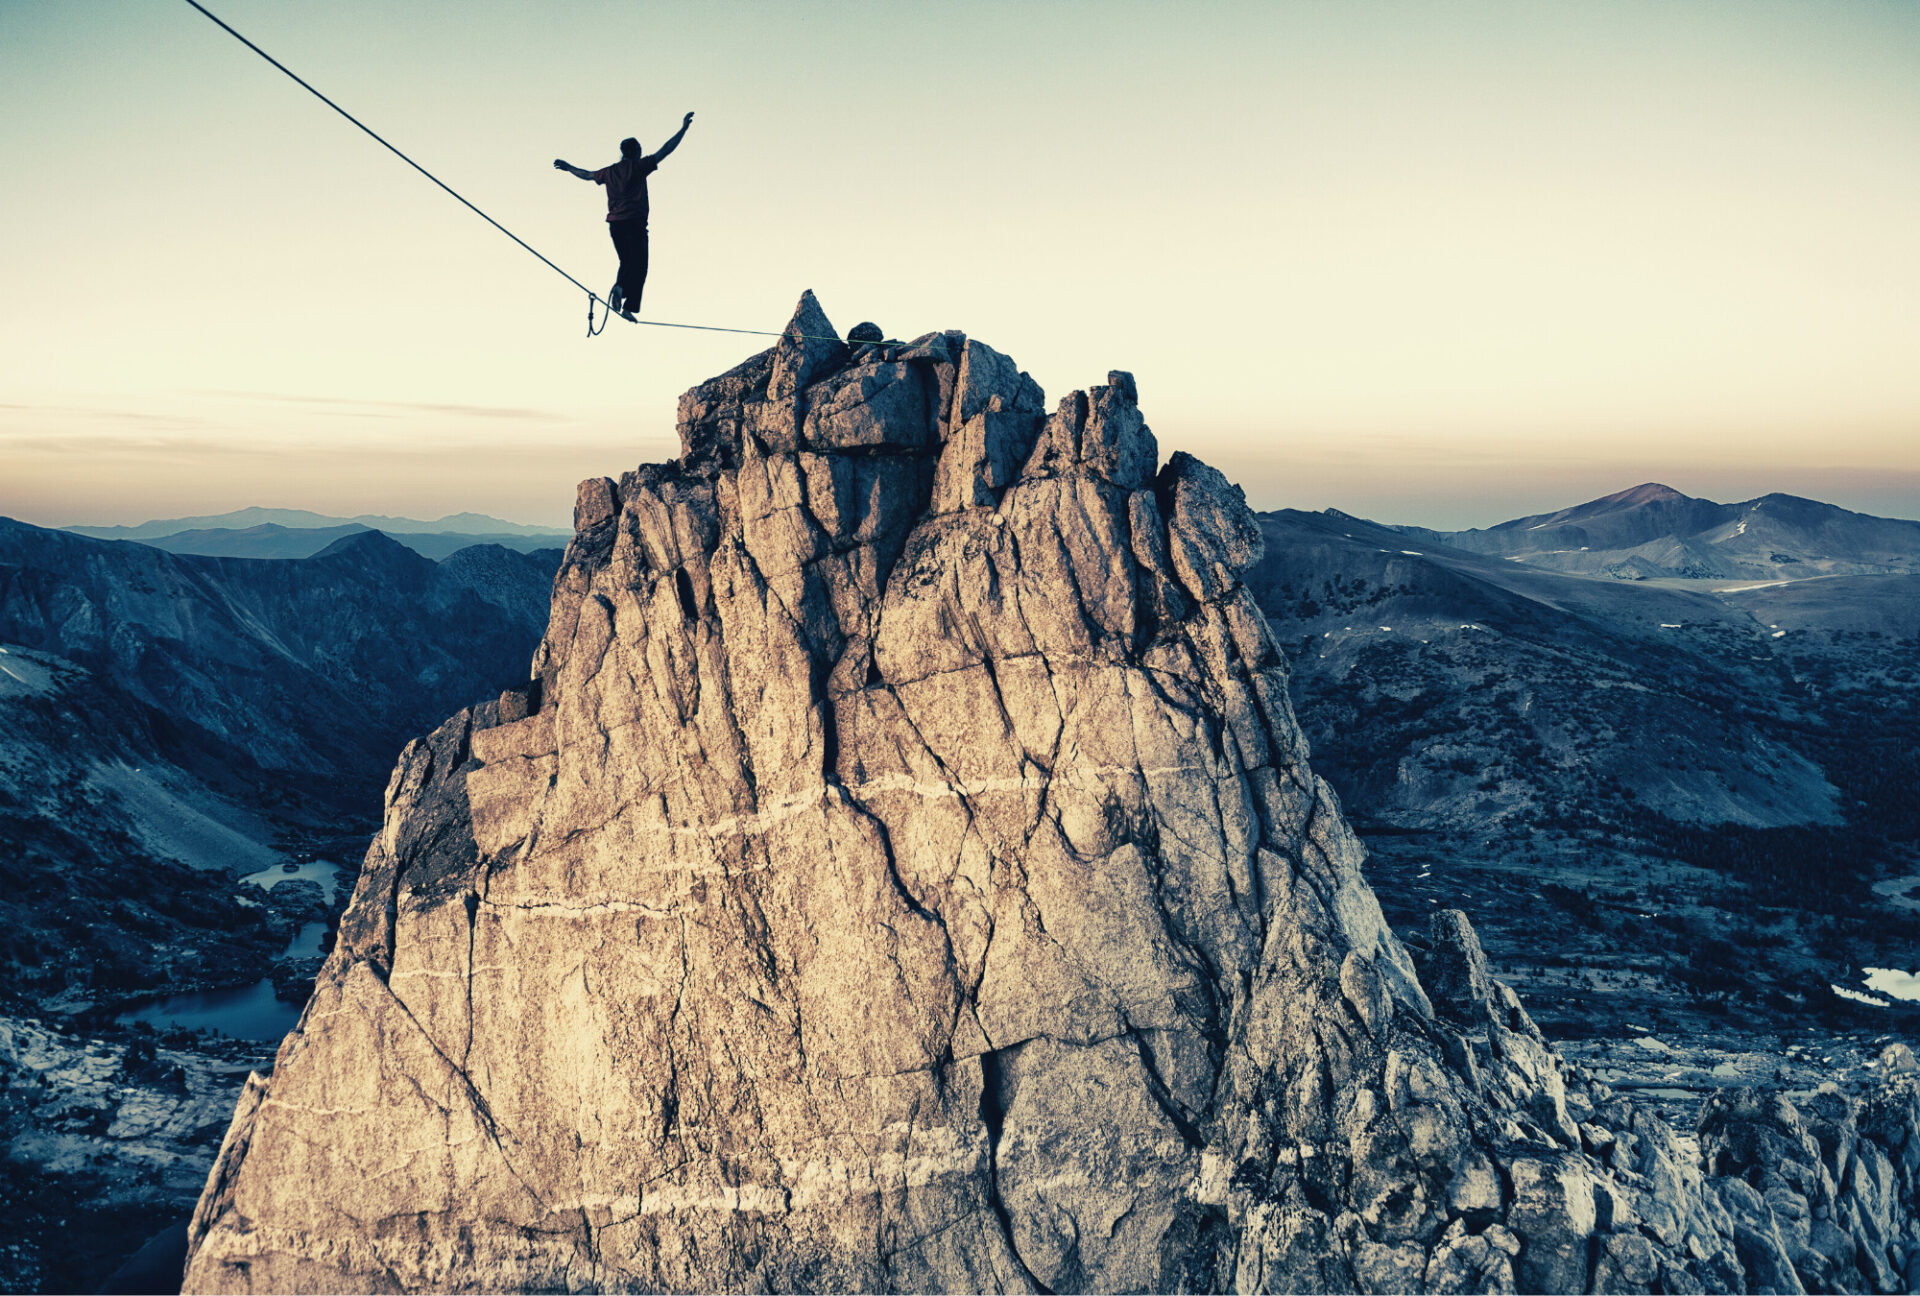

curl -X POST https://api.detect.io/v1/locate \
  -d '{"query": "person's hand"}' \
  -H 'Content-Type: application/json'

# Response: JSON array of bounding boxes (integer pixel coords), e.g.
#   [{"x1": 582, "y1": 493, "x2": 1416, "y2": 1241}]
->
[
  {"x1": 553, "y1": 159, "x2": 568, "y2": 170},
  {"x1": 683, "y1": 112, "x2": 695, "y2": 126}
]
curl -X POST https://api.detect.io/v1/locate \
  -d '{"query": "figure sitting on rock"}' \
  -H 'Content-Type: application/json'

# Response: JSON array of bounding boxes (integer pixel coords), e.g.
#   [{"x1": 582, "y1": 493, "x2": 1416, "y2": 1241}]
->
[{"x1": 554, "y1": 112, "x2": 693, "y2": 322}]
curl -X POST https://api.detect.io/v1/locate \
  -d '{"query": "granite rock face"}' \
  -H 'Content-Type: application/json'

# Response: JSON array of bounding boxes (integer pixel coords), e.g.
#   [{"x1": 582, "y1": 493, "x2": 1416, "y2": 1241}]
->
[{"x1": 184, "y1": 294, "x2": 1920, "y2": 1293}]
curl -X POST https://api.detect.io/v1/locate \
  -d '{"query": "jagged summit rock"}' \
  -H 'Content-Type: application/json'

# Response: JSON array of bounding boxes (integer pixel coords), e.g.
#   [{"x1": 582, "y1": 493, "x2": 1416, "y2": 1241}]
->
[{"x1": 183, "y1": 295, "x2": 1920, "y2": 1294}]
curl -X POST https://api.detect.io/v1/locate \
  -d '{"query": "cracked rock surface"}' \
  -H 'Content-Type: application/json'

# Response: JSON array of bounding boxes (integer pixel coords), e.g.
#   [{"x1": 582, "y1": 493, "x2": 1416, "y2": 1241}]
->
[{"x1": 184, "y1": 294, "x2": 1920, "y2": 1293}]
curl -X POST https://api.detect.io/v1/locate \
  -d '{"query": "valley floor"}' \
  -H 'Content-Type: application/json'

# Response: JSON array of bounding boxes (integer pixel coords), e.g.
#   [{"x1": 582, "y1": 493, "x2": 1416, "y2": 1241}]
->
[
  {"x1": 0, "y1": 830, "x2": 355, "y2": 1293},
  {"x1": 0, "y1": 1015, "x2": 267, "y2": 1294},
  {"x1": 1361, "y1": 825, "x2": 1920, "y2": 1067}
]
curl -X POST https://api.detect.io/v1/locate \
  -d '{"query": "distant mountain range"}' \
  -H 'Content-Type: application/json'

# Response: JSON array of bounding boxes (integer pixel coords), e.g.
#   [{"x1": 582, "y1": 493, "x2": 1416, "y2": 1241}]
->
[
  {"x1": 1, "y1": 520, "x2": 558, "y2": 796},
  {"x1": 1254, "y1": 507, "x2": 1845, "y2": 831},
  {"x1": 1251, "y1": 485, "x2": 1920, "y2": 1040},
  {"x1": 69, "y1": 506, "x2": 567, "y2": 540},
  {"x1": 1395, "y1": 482, "x2": 1920, "y2": 581},
  {"x1": 65, "y1": 507, "x2": 572, "y2": 560},
  {"x1": 0, "y1": 517, "x2": 561, "y2": 1009},
  {"x1": 128, "y1": 521, "x2": 566, "y2": 560}
]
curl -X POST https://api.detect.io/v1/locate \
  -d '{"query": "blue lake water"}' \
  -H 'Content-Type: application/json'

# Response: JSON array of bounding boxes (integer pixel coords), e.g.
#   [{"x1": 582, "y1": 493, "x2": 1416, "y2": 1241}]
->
[
  {"x1": 119, "y1": 978, "x2": 300, "y2": 1041},
  {"x1": 1865, "y1": 968, "x2": 1920, "y2": 1002},
  {"x1": 239, "y1": 860, "x2": 343, "y2": 894},
  {"x1": 282, "y1": 922, "x2": 328, "y2": 959},
  {"x1": 118, "y1": 922, "x2": 331, "y2": 1041},
  {"x1": 116, "y1": 856, "x2": 346, "y2": 1040}
]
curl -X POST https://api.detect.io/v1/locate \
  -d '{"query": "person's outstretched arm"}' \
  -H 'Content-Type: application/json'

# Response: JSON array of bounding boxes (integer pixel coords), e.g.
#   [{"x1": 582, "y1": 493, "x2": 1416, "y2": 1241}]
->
[
  {"x1": 647, "y1": 113, "x2": 695, "y2": 165},
  {"x1": 552, "y1": 160, "x2": 595, "y2": 179}
]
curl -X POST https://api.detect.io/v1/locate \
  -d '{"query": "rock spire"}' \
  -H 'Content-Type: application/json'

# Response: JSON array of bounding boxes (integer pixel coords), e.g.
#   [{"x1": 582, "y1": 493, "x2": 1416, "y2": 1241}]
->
[{"x1": 184, "y1": 293, "x2": 1920, "y2": 1294}]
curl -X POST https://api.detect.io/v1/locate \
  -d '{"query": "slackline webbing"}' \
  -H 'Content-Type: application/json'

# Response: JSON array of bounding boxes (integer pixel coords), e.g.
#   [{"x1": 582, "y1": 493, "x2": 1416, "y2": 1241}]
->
[{"x1": 179, "y1": 0, "x2": 946, "y2": 352}]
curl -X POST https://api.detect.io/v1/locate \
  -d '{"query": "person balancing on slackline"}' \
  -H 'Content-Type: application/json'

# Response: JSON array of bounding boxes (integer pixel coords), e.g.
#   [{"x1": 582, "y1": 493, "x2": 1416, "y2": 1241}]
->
[{"x1": 554, "y1": 112, "x2": 694, "y2": 322}]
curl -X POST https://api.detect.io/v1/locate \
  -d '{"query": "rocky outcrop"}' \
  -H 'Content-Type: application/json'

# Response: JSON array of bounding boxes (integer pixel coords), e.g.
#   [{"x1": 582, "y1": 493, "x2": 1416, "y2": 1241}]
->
[{"x1": 183, "y1": 294, "x2": 1920, "y2": 1292}]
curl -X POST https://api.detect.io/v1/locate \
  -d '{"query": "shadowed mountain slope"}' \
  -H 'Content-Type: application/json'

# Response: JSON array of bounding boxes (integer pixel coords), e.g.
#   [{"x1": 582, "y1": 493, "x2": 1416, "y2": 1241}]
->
[
  {"x1": 0, "y1": 520, "x2": 558, "y2": 798},
  {"x1": 0, "y1": 520, "x2": 559, "y2": 1010},
  {"x1": 1251, "y1": 504, "x2": 1920, "y2": 1058},
  {"x1": 1248, "y1": 507, "x2": 1840, "y2": 831}
]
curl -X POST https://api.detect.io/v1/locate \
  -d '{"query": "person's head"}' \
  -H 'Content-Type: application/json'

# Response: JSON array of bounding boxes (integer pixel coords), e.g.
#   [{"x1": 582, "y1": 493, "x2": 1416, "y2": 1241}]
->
[{"x1": 620, "y1": 138, "x2": 641, "y2": 159}]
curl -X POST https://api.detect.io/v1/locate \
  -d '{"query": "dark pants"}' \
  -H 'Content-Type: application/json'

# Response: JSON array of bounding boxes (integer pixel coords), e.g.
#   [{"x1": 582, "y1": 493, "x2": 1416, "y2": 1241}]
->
[{"x1": 609, "y1": 219, "x2": 649, "y2": 310}]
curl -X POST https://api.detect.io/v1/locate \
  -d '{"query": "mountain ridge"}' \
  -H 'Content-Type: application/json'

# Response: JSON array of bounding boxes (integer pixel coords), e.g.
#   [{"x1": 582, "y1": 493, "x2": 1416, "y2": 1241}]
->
[
  {"x1": 66, "y1": 505, "x2": 569, "y2": 541},
  {"x1": 1250, "y1": 498, "x2": 1920, "y2": 1057},
  {"x1": 0, "y1": 514, "x2": 557, "y2": 798},
  {"x1": 1390, "y1": 482, "x2": 1920, "y2": 581},
  {"x1": 127, "y1": 521, "x2": 567, "y2": 561}
]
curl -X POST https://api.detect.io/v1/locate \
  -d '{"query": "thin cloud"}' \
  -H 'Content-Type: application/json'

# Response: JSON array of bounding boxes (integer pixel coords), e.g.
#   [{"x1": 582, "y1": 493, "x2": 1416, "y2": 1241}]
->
[
  {"x1": 0, "y1": 433, "x2": 280, "y2": 458},
  {"x1": 0, "y1": 402, "x2": 203, "y2": 428},
  {"x1": 0, "y1": 430, "x2": 669, "y2": 464},
  {"x1": 188, "y1": 389, "x2": 575, "y2": 423}
]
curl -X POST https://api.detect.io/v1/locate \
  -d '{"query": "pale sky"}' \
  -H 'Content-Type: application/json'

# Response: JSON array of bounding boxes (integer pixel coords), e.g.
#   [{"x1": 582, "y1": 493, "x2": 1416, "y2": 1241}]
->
[{"x1": 2, "y1": 0, "x2": 1915, "y2": 531}]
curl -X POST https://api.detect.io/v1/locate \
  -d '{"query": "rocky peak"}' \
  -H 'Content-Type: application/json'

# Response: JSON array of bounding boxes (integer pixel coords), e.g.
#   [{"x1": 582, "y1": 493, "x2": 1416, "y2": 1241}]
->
[
  {"x1": 183, "y1": 295, "x2": 1920, "y2": 1294},
  {"x1": 309, "y1": 527, "x2": 424, "y2": 565}
]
